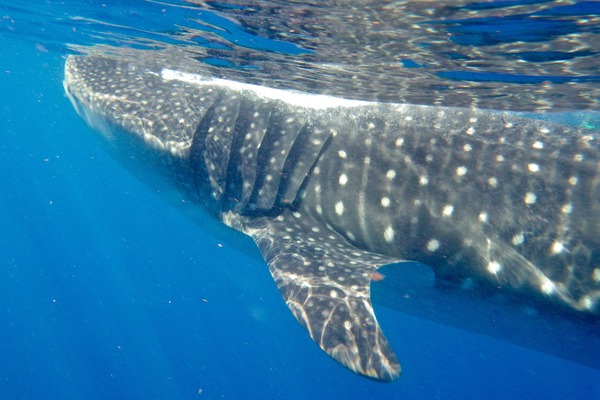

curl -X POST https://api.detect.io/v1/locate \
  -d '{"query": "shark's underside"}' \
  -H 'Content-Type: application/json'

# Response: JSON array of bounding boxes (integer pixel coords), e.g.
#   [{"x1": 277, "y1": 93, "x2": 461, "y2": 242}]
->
[{"x1": 64, "y1": 52, "x2": 599, "y2": 381}]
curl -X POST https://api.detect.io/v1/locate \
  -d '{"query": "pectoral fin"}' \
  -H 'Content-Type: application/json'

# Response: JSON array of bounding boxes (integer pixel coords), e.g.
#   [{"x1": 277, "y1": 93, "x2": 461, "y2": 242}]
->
[{"x1": 225, "y1": 209, "x2": 402, "y2": 381}]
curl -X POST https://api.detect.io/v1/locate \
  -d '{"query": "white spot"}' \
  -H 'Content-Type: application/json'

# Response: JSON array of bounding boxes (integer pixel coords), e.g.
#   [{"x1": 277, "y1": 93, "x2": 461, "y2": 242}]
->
[
  {"x1": 339, "y1": 173, "x2": 348, "y2": 186},
  {"x1": 293, "y1": 211, "x2": 301, "y2": 219},
  {"x1": 419, "y1": 176, "x2": 429, "y2": 186},
  {"x1": 551, "y1": 241, "x2": 565, "y2": 254},
  {"x1": 466, "y1": 127, "x2": 475, "y2": 135},
  {"x1": 524, "y1": 192, "x2": 537, "y2": 205},
  {"x1": 463, "y1": 144, "x2": 472, "y2": 152},
  {"x1": 442, "y1": 205, "x2": 454, "y2": 217},
  {"x1": 404, "y1": 116, "x2": 413, "y2": 121},
  {"x1": 330, "y1": 290, "x2": 338, "y2": 298},
  {"x1": 344, "y1": 320, "x2": 352, "y2": 330},
  {"x1": 532, "y1": 141, "x2": 544, "y2": 149},
  {"x1": 574, "y1": 154, "x2": 584, "y2": 162},
  {"x1": 478, "y1": 212, "x2": 488, "y2": 223},
  {"x1": 395, "y1": 138, "x2": 404, "y2": 147},
  {"x1": 541, "y1": 278, "x2": 555, "y2": 294},
  {"x1": 512, "y1": 233, "x2": 525, "y2": 246},
  {"x1": 335, "y1": 201, "x2": 344, "y2": 215},
  {"x1": 364, "y1": 157, "x2": 371, "y2": 165},
  {"x1": 367, "y1": 122, "x2": 375, "y2": 130},
  {"x1": 469, "y1": 117, "x2": 478, "y2": 123},
  {"x1": 487, "y1": 261, "x2": 502, "y2": 274},
  {"x1": 539, "y1": 126, "x2": 550, "y2": 134},
  {"x1": 528, "y1": 163, "x2": 540, "y2": 173},
  {"x1": 582, "y1": 296, "x2": 595, "y2": 310},
  {"x1": 593, "y1": 268, "x2": 600, "y2": 283},
  {"x1": 338, "y1": 150, "x2": 347, "y2": 159},
  {"x1": 315, "y1": 205, "x2": 323, "y2": 215},
  {"x1": 496, "y1": 155, "x2": 505, "y2": 162},
  {"x1": 426, "y1": 239, "x2": 440, "y2": 252},
  {"x1": 487, "y1": 177, "x2": 498, "y2": 188},
  {"x1": 456, "y1": 166, "x2": 467, "y2": 176},
  {"x1": 384, "y1": 226, "x2": 395, "y2": 243},
  {"x1": 558, "y1": 203, "x2": 574, "y2": 216},
  {"x1": 380, "y1": 197, "x2": 391, "y2": 207},
  {"x1": 568, "y1": 176, "x2": 578, "y2": 185},
  {"x1": 386, "y1": 169, "x2": 396, "y2": 180}
]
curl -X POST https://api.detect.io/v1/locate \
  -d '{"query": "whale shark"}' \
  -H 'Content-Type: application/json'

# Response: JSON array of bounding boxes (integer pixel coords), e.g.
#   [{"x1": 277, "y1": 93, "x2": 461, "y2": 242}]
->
[{"x1": 63, "y1": 51, "x2": 599, "y2": 381}]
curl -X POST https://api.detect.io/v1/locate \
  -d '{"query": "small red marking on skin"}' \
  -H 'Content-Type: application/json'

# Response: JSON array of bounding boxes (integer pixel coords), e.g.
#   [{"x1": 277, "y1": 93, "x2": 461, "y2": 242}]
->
[{"x1": 371, "y1": 271, "x2": 385, "y2": 282}]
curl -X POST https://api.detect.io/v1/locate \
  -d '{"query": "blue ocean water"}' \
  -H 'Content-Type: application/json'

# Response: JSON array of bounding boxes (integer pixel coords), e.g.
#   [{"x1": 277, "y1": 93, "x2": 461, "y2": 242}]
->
[{"x1": 1, "y1": 1, "x2": 600, "y2": 399}]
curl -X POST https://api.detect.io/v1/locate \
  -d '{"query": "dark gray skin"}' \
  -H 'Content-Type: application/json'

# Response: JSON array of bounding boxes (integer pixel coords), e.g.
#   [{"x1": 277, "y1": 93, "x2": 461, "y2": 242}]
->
[{"x1": 64, "y1": 52, "x2": 599, "y2": 381}]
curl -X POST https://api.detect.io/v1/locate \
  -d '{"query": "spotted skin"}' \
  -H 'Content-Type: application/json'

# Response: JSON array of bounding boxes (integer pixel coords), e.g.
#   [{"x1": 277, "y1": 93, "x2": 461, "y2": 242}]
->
[{"x1": 64, "y1": 53, "x2": 599, "y2": 381}]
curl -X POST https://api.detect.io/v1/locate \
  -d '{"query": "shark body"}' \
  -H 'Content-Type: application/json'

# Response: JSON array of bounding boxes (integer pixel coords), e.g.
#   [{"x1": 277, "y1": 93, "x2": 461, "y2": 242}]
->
[{"x1": 64, "y1": 53, "x2": 599, "y2": 381}]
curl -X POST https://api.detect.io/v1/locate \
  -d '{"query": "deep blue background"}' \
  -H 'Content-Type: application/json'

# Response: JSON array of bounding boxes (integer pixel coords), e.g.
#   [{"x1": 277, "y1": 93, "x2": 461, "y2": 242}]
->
[{"x1": 1, "y1": 2, "x2": 600, "y2": 399}]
